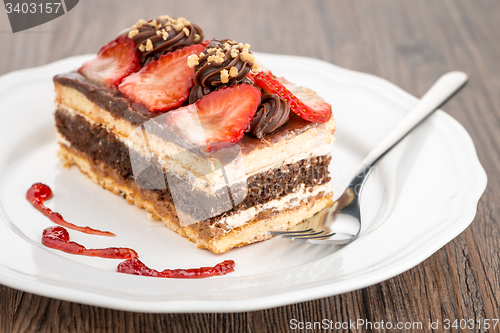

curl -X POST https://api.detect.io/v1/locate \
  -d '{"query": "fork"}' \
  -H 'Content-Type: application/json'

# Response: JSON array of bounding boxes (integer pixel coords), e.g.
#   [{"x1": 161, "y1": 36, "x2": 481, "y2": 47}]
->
[{"x1": 269, "y1": 71, "x2": 468, "y2": 245}]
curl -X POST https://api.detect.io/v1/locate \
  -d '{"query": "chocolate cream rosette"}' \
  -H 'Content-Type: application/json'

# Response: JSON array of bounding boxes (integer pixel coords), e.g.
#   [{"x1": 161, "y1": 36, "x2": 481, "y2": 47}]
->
[
  {"x1": 128, "y1": 15, "x2": 204, "y2": 66},
  {"x1": 187, "y1": 39, "x2": 290, "y2": 138}
]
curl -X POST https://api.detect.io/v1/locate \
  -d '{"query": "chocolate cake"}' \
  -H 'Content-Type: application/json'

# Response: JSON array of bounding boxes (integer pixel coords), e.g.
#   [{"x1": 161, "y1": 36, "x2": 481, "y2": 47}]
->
[{"x1": 53, "y1": 15, "x2": 335, "y2": 254}]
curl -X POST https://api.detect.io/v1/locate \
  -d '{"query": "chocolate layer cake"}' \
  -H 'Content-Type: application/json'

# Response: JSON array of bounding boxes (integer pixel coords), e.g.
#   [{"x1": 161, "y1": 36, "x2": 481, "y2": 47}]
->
[{"x1": 53, "y1": 16, "x2": 335, "y2": 254}]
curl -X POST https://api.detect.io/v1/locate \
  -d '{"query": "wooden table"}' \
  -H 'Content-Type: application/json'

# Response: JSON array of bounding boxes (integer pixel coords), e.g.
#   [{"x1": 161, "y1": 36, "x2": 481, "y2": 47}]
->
[{"x1": 1, "y1": 0, "x2": 498, "y2": 331}]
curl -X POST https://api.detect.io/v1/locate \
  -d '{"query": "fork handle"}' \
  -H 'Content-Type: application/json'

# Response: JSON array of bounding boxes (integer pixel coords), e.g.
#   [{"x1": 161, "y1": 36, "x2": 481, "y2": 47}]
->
[{"x1": 357, "y1": 71, "x2": 468, "y2": 175}]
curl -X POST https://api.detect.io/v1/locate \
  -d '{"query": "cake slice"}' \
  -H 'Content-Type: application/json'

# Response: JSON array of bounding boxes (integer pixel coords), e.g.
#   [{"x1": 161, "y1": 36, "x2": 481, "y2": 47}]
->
[{"x1": 53, "y1": 15, "x2": 335, "y2": 254}]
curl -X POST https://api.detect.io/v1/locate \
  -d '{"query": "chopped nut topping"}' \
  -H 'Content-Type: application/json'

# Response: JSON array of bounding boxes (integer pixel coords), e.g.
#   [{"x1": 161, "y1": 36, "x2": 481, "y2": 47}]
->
[
  {"x1": 173, "y1": 22, "x2": 184, "y2": 31},
  {"x1": 230, "y1": 48, "x2": 239, "y2": 58},
  {"x1": 229, "y1": 67, "x2": 239, "y2": 77},
  {"x1": 138, "y1": 44, "x2": 146, "y2": 52},
  {"x1": 251, "y1": 62, "x2": 259, "y2": 73},
  {"x1": 149, "y1": 19, "x2": 157, "y2": 27},
  {"x1": 215, "y1": 49, "x2": 225, "y2": 58},
  {"x1": 191, "y1": 39, "x2": 258, "y2": 89},
  {"x1": 183, "y1": 27, "x2": 190, "y2": 36},
  {"x1": 240, "y1": 50, "x2": 254, "y2": 62},
  {"x1": 131, "y1": 24, "x2": 137, "y2": 30},
  {"x1": 220, "y1": 69, "x2": 229, "y2": 83},
  {"x1": 145, "y1": 39, "x2": 154, "y2": 51},
  {"x1": 156, "y1": 30, "x2": 162, "y2": 36},
  {"x1": 136, "y1": 19, "x2": 147, "y2": 27},
  {"x1": 177, "y1": 17, "x2": 191, "y2": 25},
  {"x1": 194, "y1": 34, "x2": 200, "y2": 42},
  {"x1": 207, "y1": 54, "x2": 224, "y2": 64},
  {"x1": 128, "y1": 29, "x2": 139, "y2": 39},
  {"x1": 187, "y1": 54, "x2": 200, "y2": 68},
  {"x1": 166, "y1": 25, "x2": 172, "y2": 31}
]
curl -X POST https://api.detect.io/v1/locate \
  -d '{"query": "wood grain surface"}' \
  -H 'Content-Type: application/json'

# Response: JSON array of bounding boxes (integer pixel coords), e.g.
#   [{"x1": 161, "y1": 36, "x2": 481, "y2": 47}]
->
[{"x1": 0, "y1": 0, "x2": 499, "y2": 332}]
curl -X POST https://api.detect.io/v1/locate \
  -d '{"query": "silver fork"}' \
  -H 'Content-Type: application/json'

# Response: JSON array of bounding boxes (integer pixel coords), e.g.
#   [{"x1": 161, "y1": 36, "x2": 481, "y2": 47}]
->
[{"x1": 269, "y1": 71, "x2": 468, "y2": 245}]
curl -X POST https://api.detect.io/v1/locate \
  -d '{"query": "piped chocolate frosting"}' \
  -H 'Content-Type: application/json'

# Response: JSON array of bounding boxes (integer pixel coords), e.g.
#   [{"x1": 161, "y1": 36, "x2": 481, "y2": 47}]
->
[
  {"x1": 187, "y1": 39, "x2": 258, "y2": 103},
  {"x1": 250, "y1": 92, "x2": 290, "y2": 139},
  {"x1": 128, "y1": 15, "x2": 204, "y2": 66},
  {"x1": 186, "y1": 39, "x2": 292, "y2": 136}
]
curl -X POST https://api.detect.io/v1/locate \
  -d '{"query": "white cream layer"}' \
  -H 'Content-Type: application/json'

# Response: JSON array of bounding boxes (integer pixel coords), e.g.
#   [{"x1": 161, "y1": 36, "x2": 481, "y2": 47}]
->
[
  {"x1": 214, "y1": 183, "x2": 330, "y2": 228},
  {"x1": 56, "y1": 103, "x2": 334, "y2": 194}
]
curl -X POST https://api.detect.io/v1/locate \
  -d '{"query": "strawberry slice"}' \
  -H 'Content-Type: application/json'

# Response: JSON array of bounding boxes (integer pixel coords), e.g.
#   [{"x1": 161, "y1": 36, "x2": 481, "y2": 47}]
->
[
  {"x1": 78, "y1": 36, "x2": 140, "y2": 88},
  {"x1": 253, "y1": 72, "x2": 332, "y2": 123},
  {"x1": 167, "y1": 84, "x2": 261, "y2": 151},
  {"x1": 119, "y1": 44, "x2": 206, "y2": 112}
]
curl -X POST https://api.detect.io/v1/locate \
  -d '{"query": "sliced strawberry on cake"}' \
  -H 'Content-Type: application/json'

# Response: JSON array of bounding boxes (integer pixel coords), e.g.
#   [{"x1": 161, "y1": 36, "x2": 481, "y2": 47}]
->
[
  {"x1": 119, "y1": 44, "x2": 206, "y2": 112},
  {"x1": 253, "y1": 71, "x2": 332, "y2": 123},
  {"x1": 167, "y1": 84, "x2": 261, "y2": 151},
  {"x1": 78, "y1": 36, "x2": 141, "y2": 88}
]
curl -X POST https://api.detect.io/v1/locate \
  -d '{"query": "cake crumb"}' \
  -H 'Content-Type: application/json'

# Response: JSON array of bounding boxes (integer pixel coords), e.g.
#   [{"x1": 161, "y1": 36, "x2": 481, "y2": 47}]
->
[
  {"x1": 229, "y1": 66, "x2": 239, "y2": 77},
  {"x1": 187, "y1": 54, "x2": 200, "y2": 68},
  {"x1": 146, "y1": 212, "x2": 158, "y2": 220},
  {"x1": 220, "y1": 69, "x2": 229, "y2": 83}
]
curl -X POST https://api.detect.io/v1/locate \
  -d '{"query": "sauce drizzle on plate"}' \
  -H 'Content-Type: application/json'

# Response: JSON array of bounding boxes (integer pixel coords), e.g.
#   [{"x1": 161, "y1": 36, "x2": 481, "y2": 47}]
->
[
  {"x1": 27, "y1": 183, "x2": 115, "y2": 237},
  {"x1": 117, "y1": 257, "x2": 235, "y2": 278}
]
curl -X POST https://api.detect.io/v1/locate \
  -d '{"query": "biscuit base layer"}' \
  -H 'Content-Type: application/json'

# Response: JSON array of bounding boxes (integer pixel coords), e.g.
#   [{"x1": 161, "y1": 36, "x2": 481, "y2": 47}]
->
[{"x1": 57, "y1": 144, "x2": 334, "y2": 254}]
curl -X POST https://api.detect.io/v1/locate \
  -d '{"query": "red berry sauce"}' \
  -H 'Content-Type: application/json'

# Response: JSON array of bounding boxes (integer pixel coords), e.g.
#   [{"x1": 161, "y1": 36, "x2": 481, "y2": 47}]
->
[
  {"x1": 31, "y1": 183, "x2": 235, "y2": 278},
  {"x1": 27, "y1": 183, "x2": 115, "y2": 236},
  {"x1": 42, "y1": 226, "x2": 138, "y2": 259},
  {"x1": 117, "y1": 258, "x2": 235, "y2": 278}
]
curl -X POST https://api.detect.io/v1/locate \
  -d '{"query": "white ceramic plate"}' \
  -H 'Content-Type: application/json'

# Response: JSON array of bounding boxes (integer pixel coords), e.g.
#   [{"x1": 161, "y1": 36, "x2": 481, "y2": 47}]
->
[{"x1": 0, "y1": 53, "x2": 486, "y2": 313}]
